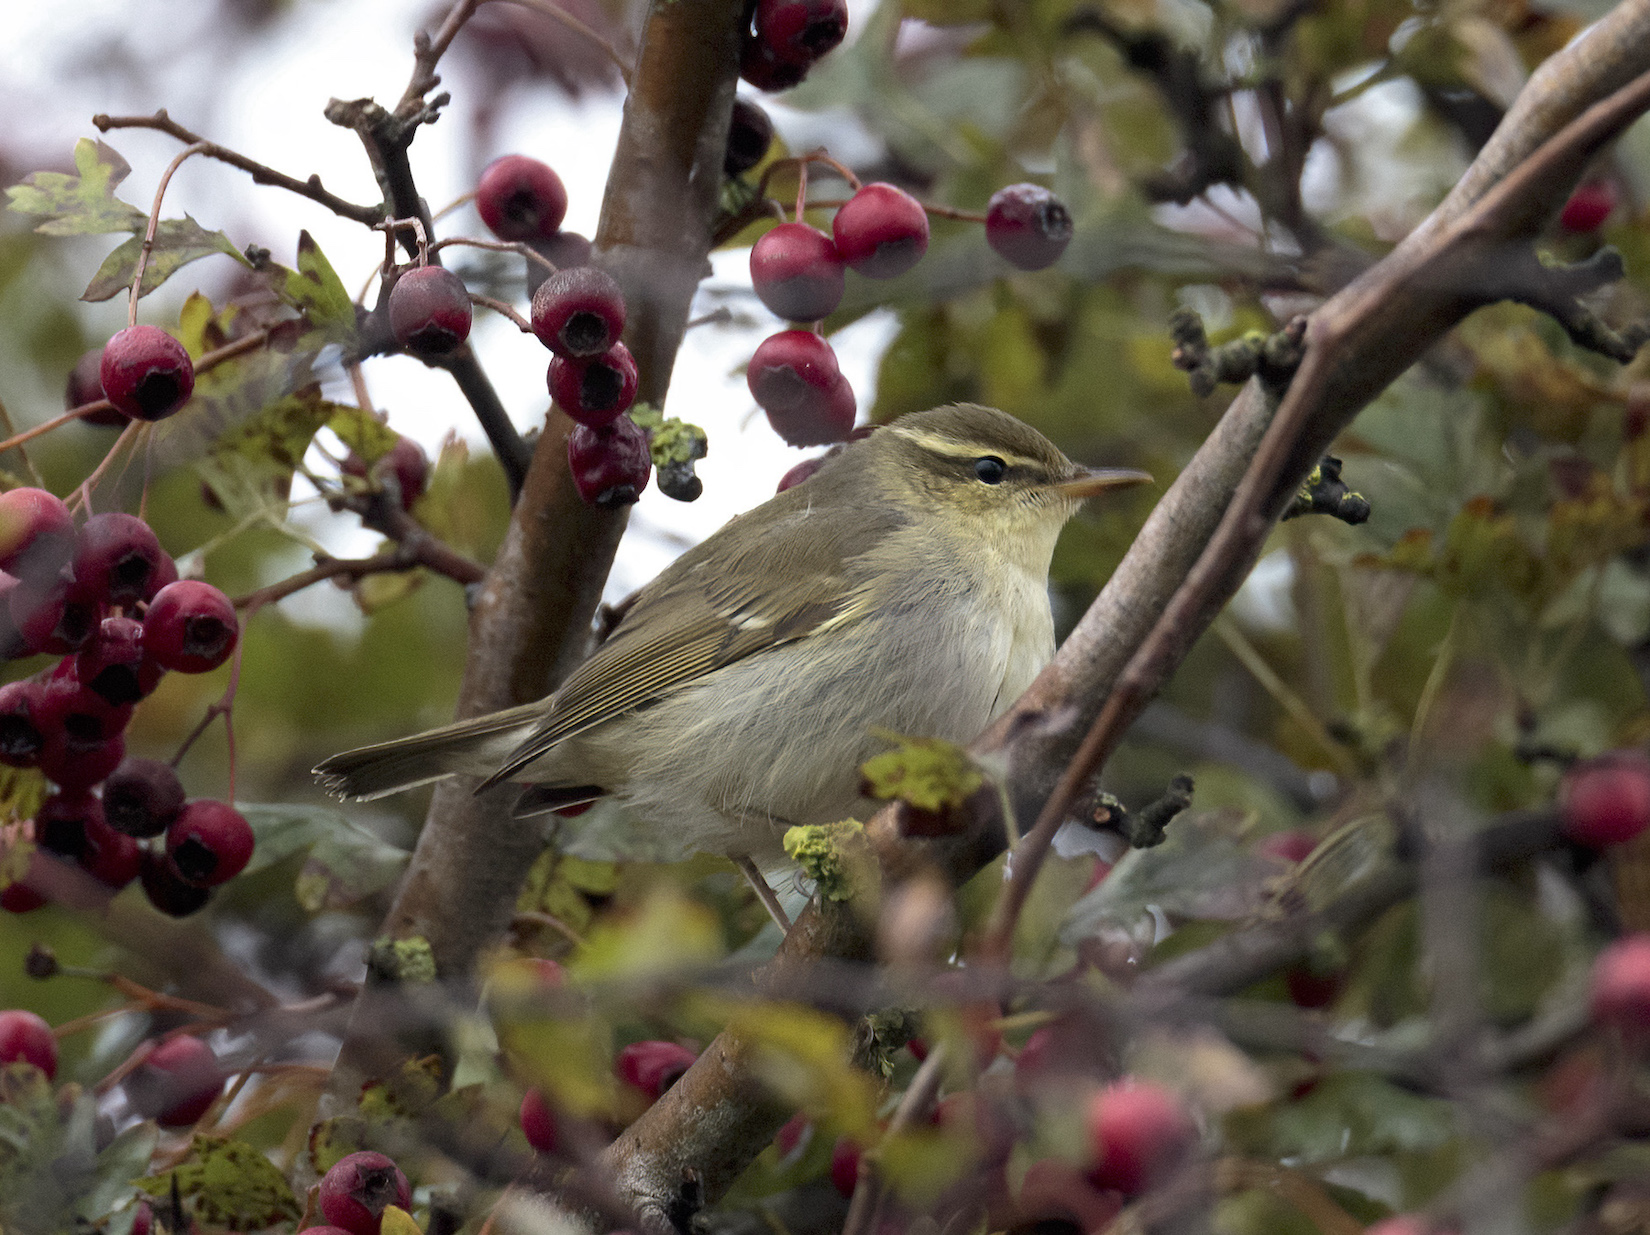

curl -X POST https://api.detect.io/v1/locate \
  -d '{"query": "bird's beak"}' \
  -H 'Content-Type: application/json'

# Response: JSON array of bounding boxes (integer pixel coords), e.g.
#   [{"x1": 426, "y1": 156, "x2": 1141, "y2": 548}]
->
[{"x1": 1055, "y1": 466, "x2": 1153, "y2": 500}]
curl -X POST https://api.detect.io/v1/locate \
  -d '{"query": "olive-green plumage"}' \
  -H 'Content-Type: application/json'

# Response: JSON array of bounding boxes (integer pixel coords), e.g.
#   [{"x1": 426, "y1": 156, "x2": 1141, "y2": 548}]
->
[{"x1": 313, "y1": 404, "x2": 1148, "y2": 865}]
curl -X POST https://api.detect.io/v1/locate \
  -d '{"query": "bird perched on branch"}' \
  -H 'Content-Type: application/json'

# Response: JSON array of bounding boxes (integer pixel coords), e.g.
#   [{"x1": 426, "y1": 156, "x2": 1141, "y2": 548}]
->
[{"x1": 314, "y1": 404, "x2": 1149, "y2": 867}]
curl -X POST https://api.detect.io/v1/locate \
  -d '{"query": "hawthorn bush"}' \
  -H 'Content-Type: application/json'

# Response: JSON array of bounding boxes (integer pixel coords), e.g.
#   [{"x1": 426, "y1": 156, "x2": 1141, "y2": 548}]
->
[{"x1": 2, "y1": 1, "x2": 1650, "y2": 1234}]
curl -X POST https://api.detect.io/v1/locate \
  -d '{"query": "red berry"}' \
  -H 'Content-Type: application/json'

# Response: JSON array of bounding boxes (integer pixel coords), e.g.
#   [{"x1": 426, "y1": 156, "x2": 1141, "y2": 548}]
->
[
  {"x1": 751, "y1": 223, "x2": 845, "y2": 321},
  {"x1": 103, "y1": 758, "x2": 186, "y2": 838},
  {"x1": 0, "y1": 1009, "x2": 57, "y2": 1078},
  {"x1": 1015, "y1": 1159, "x2": 1124, "y2": 1232},
  {"x1": 143, "y1": 581, "x2": 239, "y2": 673},
  {"x1": 0, "y1": 488, "x2": 75, "y2": 585},
  {"x1": 755, "y1": 0, "x2": 848, "y2": 66},
  {"x1": 1592, "y1": 934, "x2": 1650, "y2": 1037},
  {"x1": 33, "y1": 790, "x2": 101, "y2": 861},
  {"x1": 616, "y1": 1040, "x2": 697, "y2": 1101},
  {"x1": 829, "y1": 1136, "x2": 862, "y2": 1198},
  {"x1": 776, "y1": 457, "x2": 826, "y2": 492},
  {"x1": 531, "y1": 266, "x2": 627, "y2": 359},
  {"x1": 79, "y1": 812, "x2": 142, "y2": 890},
  {"x1": 125, "y1": 1035, "x2": 222, "y2": 1127},
  {"x1": 1258, "y1": 830, "x2": 1318, "y2": 864},
  {"x1": 773, "y1": 1112, "x2": 810, "y2": 1159},
  {"x1": 66, "y1": 348, "x2": 128, "y2": 427},
  {"x1": 1562, "y1": 752, "x2": 1650, "y2": 848},
  {"x1": 166, "y1": 800, "x2": 255, "y2": 887},
  {"x1": 747, "y1": 330, "x2": 855, "y2": 446},
  {"x1": 374, "y1": 437, "x2": 429, "y2": 510},
  {"x1": 521, "y1": 1088, "x2": 558, "y2": 1154},
  {"x1": 0, "y1": 679, "x2": 51, "y2": 767},
  {"x1": 10, "y1": 572, "x2": 100, "y2": 656},
  {"x1": 1, "y1": 881, "x2": 48, "y2": 913},
  {"x1": 986, "y1": 183, "x2": 1074, "y2": 271},
  {"x1": 41, "y1": 660, "x2": 135, "y2": 745},
  {"x1": 477, "y1": 155, "x2": 568, "y2": 241},
  {"x1": 99, "y1": 326, "x2": 194, "y2": 422},
  {"x1": 739, "y1": 36, "x2": 810, "y2": 91},
  {"x1": 74, "y1": 513, "x2": 165, "y2": 607},
  {"x1": 76, "y1": 617, "x2": 149, "y2": 706},
  {"x1": 40, "y1": 731, "x2": 124, "y2": 792},
  {"x1": 318, "y1": 1151, "x2": 413, "y2": 1235},
  {"x1": 724, "y1": 98, "x2": 774, "y2": 176},
  {"x1": 130, "y1": 1202, "x2": 154, "y2": 1235},
  {"x1": 832, "y1": 183, "x2": 929, "y2": 279},
  {"x1": 548, "y1": 342, "x2": 639, "y2": 426},
  {"x1": 527, "y1": 957, "x2": 566, "y2": 987},
  {"x1": 389, "y1": 266, "x2": 472, "y2": 356},
  {"x1": 138, "y1": 850, "x2": 211, "y2": 917},
  {"x1": 1086, "y1": 1079, "x2": 1195, "y2": 1196},
  {"x1": 567, "y1": 416, "x2": 651, "y2": 509},
  {"x1": 1560, "y1": 181, "x2": 1616, "y2": 233}
]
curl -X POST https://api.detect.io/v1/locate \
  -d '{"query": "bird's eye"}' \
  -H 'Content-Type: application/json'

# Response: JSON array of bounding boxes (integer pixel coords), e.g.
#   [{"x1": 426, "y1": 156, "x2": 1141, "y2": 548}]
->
[{"x1": 974, "y1": 456, "x2": 1007, "y2": 484}]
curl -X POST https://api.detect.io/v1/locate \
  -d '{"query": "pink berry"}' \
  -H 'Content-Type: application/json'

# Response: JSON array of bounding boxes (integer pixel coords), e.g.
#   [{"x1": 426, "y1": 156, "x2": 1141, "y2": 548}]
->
[
  {"x1": 531, "y1": 266, "x2": 626, "y2": 358},
  {"x1": 66, "y1": 348, "x2": 129, "y2": 427},
  {"x1": 616, "y1": 1040, "x2": 697, "y2": 1101},
  {"x1": 548, "y1": 342, "x2": 639, "y2": 427},
  {"x1": 1258, "y1": 830, "x2": 1318, "y2": 864},
  {"x1": 1560, "y1": 181, "x2": 1616, "y2": 233},
  {"x1": 139, "y1": 850, "x2": 211, "y2": 917},
  {"x1": 567, "y1": 416, "x2": 652, "y2": 509},
  {"x1": 740, "y1": 37, "x2": 810, "y2": 92},
  {"x1": 166, "y1": 800, "x2": 255, "y2": 887},
  {"x1": 829, "y1": 1136, "x2": 862, "y2": 1198},
  {"x1": 751, "y1": 223, "x2": 845, "y2": 321},
  {"x1": 1592, "y1": 934, "x2": 1650, "y2": 1037},
  {"x1": 1086, "y1": 1079, "x2": 1195, "y2": 1195},
  {"x1": 754, "y1": 0, "x2": 848, "y2": 66},
  {"x1": 318, "y1": 1151, "x2": 413, "y2": 1235},
  {"x1": 0, "y1": 1009, "x2": 57, "y2": 1078},
  {"x1": 125, "y1": 1035, "x2": 222, "y2": 1127},
  {"x1": 0, "y1": 488, "x2": 75, "y2": 585},
  {"x1": 986, "y1": 183, "x2": 1074, "y2": 271},
  {"x1": 375, "y1": 437, "x2": 429, "y2": 510},
  {"x1": 773, "y1": 1112, "x2": 810, "y2": 1158},
  {"x1": 521, "y1": 1088, "x2": 558, "y2": 1154},
  {"x1": 747, "y1": 330, "x2": 855, "y2": 446},
  {"x1": 477, "y1": 155, "x2": 568, "y2": 242},
  {"x1": 74, "y1": 512, "x2": 166, "y2": 606},
  {"x1": 1562, "y1": 752, "x2": 1650, "y2": 848},
  {"x1": 99, "y1": 326, "x2": 194, "y2": 422},
  {"x1": 832, "y1": 183, "x2": 929, "y2": 279},
  {"x1": 143, "y1": 581, "x2": 239, "y2": 674},
  {"x1": 389, "y1": 266, "x2": 472, "y2": 356},
  {"x1": 103, "y1": 758, "x2": 186, "y2": 838},
  {"x1": 724, "y1": 99, "x2": 774, "y2": 176},
  {"x1": 130, "y1": 1202, "x2": 154, "y2": 1235}
]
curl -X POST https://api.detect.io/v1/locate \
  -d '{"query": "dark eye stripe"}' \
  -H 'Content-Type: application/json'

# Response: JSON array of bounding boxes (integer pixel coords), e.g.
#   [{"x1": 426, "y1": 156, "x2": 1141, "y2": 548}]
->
[{"x1": 974, "y1": 456, "x2": 1007, "y2": 484}]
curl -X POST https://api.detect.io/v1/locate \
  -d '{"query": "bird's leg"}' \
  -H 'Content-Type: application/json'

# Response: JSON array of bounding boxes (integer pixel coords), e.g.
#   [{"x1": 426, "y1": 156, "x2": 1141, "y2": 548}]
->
[{"x1": 735, "y1": 854, "x2": 792, "y2": 933}]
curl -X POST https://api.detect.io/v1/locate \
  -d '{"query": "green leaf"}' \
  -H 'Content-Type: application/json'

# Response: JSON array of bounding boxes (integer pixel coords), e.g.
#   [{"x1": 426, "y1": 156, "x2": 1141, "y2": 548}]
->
[
  {"x1": 74, "y1": 1124, "x2": 158, "y2": 1225},
  {"x1": 269, "y1": 231, "x2": 356, "y2": 345},
  {"x1": 5, "y1": 139, "x2": 147, "y2": 235},
  {"x1": 193, "y1": 385, "x2": 345, "y2": 524},
  {"x1": 237, "y1": 801, "x2": 409, "y2": 911},
  {"x1": 328, "y1": 405, "x2": 401, "y2": 465},
  {"x1": 1225, "y1": 1072, "x2": 1454, "y2": 1164},
  {"x1": 570, "y1": 886, "x2": 724, "y2": 982},
  {"x1": 135, "y1": 1136, "x2": 300, "y2": 1230},
  {"x1": 0, "y1": 1065, "x2": 103, "y2": 1233},
  {"x1": 717, "y1": 998, "x2": 880, "y2": 1141},
  {"x1": 81, "y1": 217, "x2": 245, "y2": 302}
]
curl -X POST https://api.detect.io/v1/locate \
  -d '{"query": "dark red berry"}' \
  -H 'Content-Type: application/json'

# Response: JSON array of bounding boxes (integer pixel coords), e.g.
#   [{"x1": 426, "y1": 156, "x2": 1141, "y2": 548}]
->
[
  {"x1": 41, "y1": 660, "x2": 135, "y2": 745},
  {"x1": 166, "y1": 800, "x2": 255, "y2": 887},
  {"x1": 0, "y1": 679, "x2": 50, "y2": 767},
  {"x1": 143, "y1": 581, "x2": 238, "y2": 674},
  {"x1": 477, "y1": 155, "x2": 568, "y2": 242},
  {"x1": 747, "y1": 330, "x2": 855, "y2": 446},
  {"x1": 739, "y1": 35, "x2": 810, "y2": 91},
  {"x1": 1592, "y1": 934, "x2": 1650, "y2": 1037},
  {"x1": 1284, "y1": 964, "x2": 1345, "y2": 1009},
  {"x1": 1, "y1": 881, "x2": 47, "y2": 913},
  {"x1": 986, "y1": 183, "x2": 1074, "y2": 271},
  {"x1": 33, "y1": 791, "x2": 102, "y2": 861},
  {"x1": 130, "y1": 1202, "x2": 154, "y2": 1235},
  {"x1": 76, "y1": 617, "x2": 148, "y2": 706},
  {"x1": 79, "y1": 812, "x2": 142, "y2": 890},
  {"x1": 616, "y1": 1040, "x2": 697, "y2": 1101},
  {"x1": 0, "y1": 488, "x2": 76, "y2": 586},
  {"x1": 125, "y1": 1035, "x2": 222, "y2": 1127},
  {"x1": 1562, "y1": 752, "x2": 1650, "y2": 848},
  {"x1": 1561, "y1": 181, "x2": 1616, "y2": 233},
  {"x1": 10, "y1": 572, "x2": 99, "y2": 656},
  {"x1": 389, "y1": 266, "x2": 472, "y2": 356},
  {"x1": 1087, "y1": 1080, "x2": 1195, "y2": 1196},
  {"x1": 548, "y1": 342, "x2": 639, "y2": 427},
  {"x1": 832, "y1": 183, "x2": 929, "y2": 279},
  {"x1": 567, "y1": 416, "x2": 651, "y2": 508},
  {"x1": 724, "y1": 98, "x2": 774, "y2": 176},
  {"x1": 531, "y1": 266, "x2": 627, "y2": 358},
  {"x1": 103, "y1": 758, "x2": 186, "y2": 838},
  {"x1": 829, "y1": 1137, "x2": 862, "y2": 1198},
  {"x1": 521, "y1": 1088, "x2": 558, "y2": 1154},
  {"x1": 73, "y1": 513, "x2": 166, "y2": 607},
  {"x1": 66, "y1": 348, "x2": 127, "y2": 427},
  {"x1": 776, "y1": 456, "x2": 826, "y2": 492},
  {"x1": 0, "y1": 1009, "x2": 57, "y2": 1078},
  {"x1": 374, "y1": 437, "x2": 429, "y2": 510},
  {"x1": 138, "y1": 850, "x2": 211, "y2": 917},
  {"x1": 755, "y1": 0, "x2": 848, "y2": 65},
  {"x1": 750, "y1": 223, "x2": 845, "y2": 321},
  {"x1": 318, "y1": 1151, "x2": 413, "y2": 1235},
  {"x1": 39, "y1": 730, "x2": 124, "y2": 792},
  {"x1": 99, "y1": 326, "x2": 195, "y2": 422}
]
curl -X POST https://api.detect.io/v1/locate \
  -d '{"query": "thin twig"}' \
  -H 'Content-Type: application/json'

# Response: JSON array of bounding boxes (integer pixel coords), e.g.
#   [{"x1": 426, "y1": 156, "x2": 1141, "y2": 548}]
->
[
  {"x1": 471, "y1": 293, "x2": 534, "y2": 333},
  {"x1": 129, "y1": 143, "x2": 210, "y2": 322},
  {"x1": 431, "y1": 235, "x2": 560, "y2": 277}
]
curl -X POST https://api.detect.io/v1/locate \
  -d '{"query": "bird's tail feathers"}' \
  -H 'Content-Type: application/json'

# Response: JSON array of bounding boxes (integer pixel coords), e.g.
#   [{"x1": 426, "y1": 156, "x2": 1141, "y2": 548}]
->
[{"x1": 313, "y1": 702, "x2": 544, "y2": 801}]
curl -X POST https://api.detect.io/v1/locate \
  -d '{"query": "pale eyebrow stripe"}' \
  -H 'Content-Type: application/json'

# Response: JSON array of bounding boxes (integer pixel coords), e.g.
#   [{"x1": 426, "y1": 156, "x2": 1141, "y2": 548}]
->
[{"x1": 889, "y1": 427, "x2": 1045, "y2": 469}]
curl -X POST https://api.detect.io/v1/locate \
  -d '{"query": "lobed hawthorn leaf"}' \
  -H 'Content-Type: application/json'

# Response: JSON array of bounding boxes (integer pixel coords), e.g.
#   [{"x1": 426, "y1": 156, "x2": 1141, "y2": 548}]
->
[
  {"x1": 236, "y1": 801, "x2": 409, "y2": 911},
  {"x1": 81, "y1": 216, "x2": 246, "y2": 302},
  {"x1": 0, "y1": 1064, "x2": 106, "y2": 1234},
  {"x1": 135, "y1": 1135, "x2": 300, "y2": 1231},
  {"x1": 266, "y1": 230, "x2": 356, "y2": 345},
  {"x1": 194, "y1": 384, "x2": 347, "y2": 524},
  {"x1": 5, "y1": 138, "x2": 147, "y2": 235}
]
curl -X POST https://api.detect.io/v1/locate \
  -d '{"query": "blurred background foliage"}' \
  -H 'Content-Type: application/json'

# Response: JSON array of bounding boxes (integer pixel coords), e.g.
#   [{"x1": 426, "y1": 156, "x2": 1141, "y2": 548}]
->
[{"x1": 4, "y1": 0, "x2": 1650, "y2": 1228}]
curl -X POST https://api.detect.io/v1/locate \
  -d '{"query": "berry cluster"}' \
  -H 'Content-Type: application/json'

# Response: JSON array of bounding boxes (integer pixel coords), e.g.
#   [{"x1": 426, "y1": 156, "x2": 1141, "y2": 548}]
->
[
  {"x1": 0, "y1": 488, "x2": 248, "y2": 919},
  {"x1": 740, "y1": 0, "x2": 848, "y2": 93}
]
